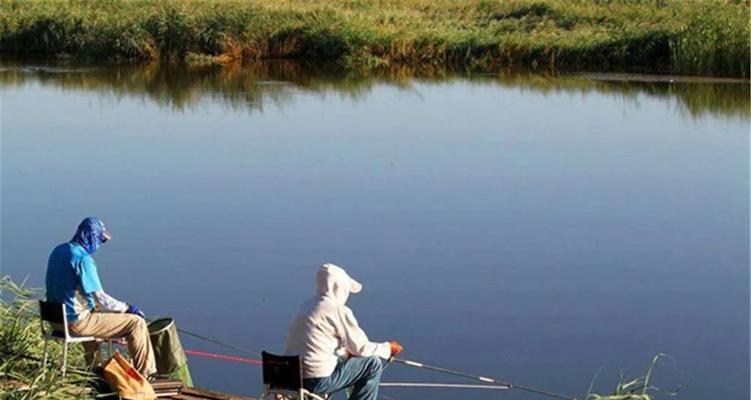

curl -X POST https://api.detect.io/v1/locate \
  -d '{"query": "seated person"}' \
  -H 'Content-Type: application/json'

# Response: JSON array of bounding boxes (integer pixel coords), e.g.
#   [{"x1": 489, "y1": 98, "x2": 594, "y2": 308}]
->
[
  {"x1": 45, "y1": 217, "x2": 156, "y2": 378},
  {"x1": 284, "y1": 263, "x2": 403, "y2": 400}
]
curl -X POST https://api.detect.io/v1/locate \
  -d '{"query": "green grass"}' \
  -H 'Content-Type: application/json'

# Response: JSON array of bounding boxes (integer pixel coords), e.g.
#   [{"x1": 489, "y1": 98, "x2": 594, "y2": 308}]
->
[
  {"x1": 0, "y1": 0, "x2": 748, "y2": 77},
  {"x1": 587, "y1": 354, "x2": 681, "y2": 400},
  {"x1": 0, "y1": 277, "x2": 93, "y2": 400}
]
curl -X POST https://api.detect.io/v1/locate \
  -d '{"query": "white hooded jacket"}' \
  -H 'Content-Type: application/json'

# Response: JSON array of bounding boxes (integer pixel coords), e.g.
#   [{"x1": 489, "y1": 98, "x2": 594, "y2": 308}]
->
[{"x1": 284, "y1": 263, "x2": 392, "y2": 378}]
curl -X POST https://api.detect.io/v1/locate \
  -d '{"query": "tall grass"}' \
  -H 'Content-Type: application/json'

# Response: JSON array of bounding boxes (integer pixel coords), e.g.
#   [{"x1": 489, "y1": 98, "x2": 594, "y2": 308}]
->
[
  {"x1": 0, "y1": 277, "x2": 93, "y2": 400},
  {"x1": 0, "y1": 0, "x2": 748, "y2": 77},
  {"x1": 587, "y1": 354, "x2": 682, "y2": 400}
]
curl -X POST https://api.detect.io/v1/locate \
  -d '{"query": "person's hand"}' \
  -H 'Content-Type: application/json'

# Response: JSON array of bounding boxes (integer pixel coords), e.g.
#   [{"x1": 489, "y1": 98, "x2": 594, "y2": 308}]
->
[
  {"x1": 126, "y1": 304, "x2": 146, "y2": 319},
  {"x1": 389, "y1": 340, "x2": 403, "y2": 357}
]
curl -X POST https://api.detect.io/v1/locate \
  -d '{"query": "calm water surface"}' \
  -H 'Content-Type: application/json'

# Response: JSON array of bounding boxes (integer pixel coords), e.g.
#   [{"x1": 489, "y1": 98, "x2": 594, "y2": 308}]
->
[{"x1": 1, "y1": 62, "x2": 748, "y2": 400}]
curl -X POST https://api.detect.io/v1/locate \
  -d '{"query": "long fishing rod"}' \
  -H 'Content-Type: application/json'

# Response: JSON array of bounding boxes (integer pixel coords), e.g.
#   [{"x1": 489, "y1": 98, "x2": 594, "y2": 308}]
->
[
  {"x1": 380, "y1": 382, "x2": 510, "y2": 390},
  {"x1": 177, "y1": 329, "x2": 577, "y2": 399},
  {"x1": 147, "y1": 315, "x2": 261, "y2": 358},
  {"x1": 183, "y1": 349, "x2": 261, "y2": 365},
  {"x1": 392, "y1": 357, "x2": 579, "y2": 400}
]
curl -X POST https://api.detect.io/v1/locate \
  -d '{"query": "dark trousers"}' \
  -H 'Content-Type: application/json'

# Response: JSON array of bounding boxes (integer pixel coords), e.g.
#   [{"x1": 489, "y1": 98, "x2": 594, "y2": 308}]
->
[{"x1": 303, "y1": 356, "x2": 383, "y2": 400}]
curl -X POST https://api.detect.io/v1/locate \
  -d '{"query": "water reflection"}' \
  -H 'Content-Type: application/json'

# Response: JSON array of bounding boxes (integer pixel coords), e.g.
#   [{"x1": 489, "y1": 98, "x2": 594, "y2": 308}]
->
[
  {"x1": 1, "y1": 60, "x2": 748, "y2": 119},
  {"x1": 2, "y1": 58, "x2": 748, "y2": 400}
]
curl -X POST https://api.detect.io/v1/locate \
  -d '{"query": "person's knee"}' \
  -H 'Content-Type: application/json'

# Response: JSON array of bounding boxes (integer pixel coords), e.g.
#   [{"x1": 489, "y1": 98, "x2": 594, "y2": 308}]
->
[
  {"x1": 364, "y1": 356, "x2": 383, "y2": 375},
  {"x1": 124, "y1": 315, "x2": 148, "y2": 334}
]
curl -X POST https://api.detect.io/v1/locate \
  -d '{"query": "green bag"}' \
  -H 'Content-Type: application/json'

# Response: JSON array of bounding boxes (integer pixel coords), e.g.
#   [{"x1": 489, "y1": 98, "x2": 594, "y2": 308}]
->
[{"x1": 148, "y1": 318, "x2": 193, "y2": 387}]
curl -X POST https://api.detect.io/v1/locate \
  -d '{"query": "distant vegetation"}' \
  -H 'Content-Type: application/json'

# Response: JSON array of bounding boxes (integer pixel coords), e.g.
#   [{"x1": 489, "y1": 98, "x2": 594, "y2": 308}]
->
[{"x1": 0, "y1": 0, "x2": 748, "y2": 77}]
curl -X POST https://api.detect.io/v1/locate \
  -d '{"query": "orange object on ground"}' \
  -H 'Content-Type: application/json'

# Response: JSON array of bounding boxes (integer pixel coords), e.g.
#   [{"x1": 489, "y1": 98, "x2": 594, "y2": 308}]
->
[{"x1": 103, "y1": 351, "x2": 157, "y2": 400}]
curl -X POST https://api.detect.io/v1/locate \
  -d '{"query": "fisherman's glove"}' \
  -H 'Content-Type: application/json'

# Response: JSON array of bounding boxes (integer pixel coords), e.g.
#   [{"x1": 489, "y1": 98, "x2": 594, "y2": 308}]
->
[
  {"x1": 126, "y1": 304, "x2": 146, "y2": 319},
  {"x1": 389, "y1": 340, "x2": 404, "y2": 357}
]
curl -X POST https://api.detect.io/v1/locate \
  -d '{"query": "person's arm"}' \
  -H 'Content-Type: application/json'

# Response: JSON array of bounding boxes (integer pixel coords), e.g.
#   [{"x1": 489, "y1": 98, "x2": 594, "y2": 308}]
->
[
  {"x1": 338, "y1": 307, "x2": 392, "y2": 359},
  {"x1": 79, "y1": 256, "x2": 143, "y2": 317},
  {"x1": 93, "y1": 290, "x2": 128, "y2": 313}
]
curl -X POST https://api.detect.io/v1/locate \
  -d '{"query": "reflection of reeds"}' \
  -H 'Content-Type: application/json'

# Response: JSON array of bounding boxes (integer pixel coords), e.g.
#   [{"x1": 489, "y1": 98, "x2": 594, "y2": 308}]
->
[
  {"x1": 1, "y1": 60, "x2": 747, "y2": 119},
  {"x1": 0, "y1": 277, "x2": 93, "y2": 400},
  {"x1": 0, "y1": 0, "x2": 748, "y2": 77}
]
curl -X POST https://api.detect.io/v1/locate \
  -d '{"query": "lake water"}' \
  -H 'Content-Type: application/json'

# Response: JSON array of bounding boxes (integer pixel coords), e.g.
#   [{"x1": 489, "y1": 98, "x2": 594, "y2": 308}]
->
[{"x1": 1, "y1": 61, "x2": 748, "y2": 400}]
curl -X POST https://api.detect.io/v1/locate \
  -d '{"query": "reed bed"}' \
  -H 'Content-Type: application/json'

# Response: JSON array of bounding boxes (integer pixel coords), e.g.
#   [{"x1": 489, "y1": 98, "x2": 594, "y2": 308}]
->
[
  {"x1": 0, "y1": 0, "x2": 748, "y2": 77},
  {"x1": 0, "y1": 277, "x2": 93, "y2": 400}
]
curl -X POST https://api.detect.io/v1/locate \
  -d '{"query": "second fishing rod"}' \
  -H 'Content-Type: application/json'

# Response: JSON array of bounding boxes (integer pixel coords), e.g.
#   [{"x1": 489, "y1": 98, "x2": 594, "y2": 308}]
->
[
  {"x1": 175, "y1": 325, "x2": 579, "y2": 400},
  {"x1": 391, "y1": 357, "x2": 579, "y2": 400}
]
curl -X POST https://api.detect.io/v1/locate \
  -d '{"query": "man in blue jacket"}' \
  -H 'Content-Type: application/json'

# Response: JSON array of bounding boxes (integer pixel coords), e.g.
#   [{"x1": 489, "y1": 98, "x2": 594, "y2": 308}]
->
[{"x1": 45, "y1": 217, "x2": 156, "y2": 377}]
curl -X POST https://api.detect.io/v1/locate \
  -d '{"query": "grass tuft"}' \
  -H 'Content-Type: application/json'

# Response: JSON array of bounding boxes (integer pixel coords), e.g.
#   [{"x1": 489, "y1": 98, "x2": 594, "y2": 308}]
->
[{"x1": 587, "y1": 354, "x2": 682, "y2": 400}]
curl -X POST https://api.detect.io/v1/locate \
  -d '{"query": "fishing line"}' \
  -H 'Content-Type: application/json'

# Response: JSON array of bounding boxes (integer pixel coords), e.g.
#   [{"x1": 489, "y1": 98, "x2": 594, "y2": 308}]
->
[
  {"x1": 174, "y1": 331, "x2": 579, "y2": 400},
  {"x1": 183, "y1": 349, "x2": 261, "y2": 365},
  {"x1": 147, "y1": 315, "x2": 262, "y2": 358},
  {"x1": 10, "y1": 285, "x2": 576, "y2": 400},
  {"x1": 176, "y1": 327, "x2": 263, "y2": 358},
  {"x1": 392, "y1": 357, "x2": 579, "y2": 400}
]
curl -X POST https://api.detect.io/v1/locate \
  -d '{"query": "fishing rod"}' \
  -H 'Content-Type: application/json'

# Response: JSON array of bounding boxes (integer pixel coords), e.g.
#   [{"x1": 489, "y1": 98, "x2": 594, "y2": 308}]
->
[
  {"x1": 391, "y1": 357, "x2": 579, "y2": 400},
  {"x1": 146, "y1": 315, "x2": 262, "y2": 358},
  {"x1": 177, "y1": 330, "x2": 577, "y2": 399},
  {"x1": 380, "y1": 382, "x2": 510, "y2": 390},
  {"x1": 175, "y1": 327, "x2": 262, "y2": 358},
  {"x1": 183, "y1": 349, "x2": 261, "y2": 365}
]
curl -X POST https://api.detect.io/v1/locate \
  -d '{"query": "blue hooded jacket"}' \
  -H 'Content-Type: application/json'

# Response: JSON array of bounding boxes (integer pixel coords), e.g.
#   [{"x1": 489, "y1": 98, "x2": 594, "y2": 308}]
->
[
  {"x1": 71, "y1": 217, "x2": 108, "y2": 254},
  {"x1": 46, "y1": 217, "x2": 109, "y2": 323}
]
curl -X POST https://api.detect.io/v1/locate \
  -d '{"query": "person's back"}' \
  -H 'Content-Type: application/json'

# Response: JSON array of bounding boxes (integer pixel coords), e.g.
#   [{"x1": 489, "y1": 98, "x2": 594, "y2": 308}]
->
[
  {"x1": 285, "y1": 294, "x2": 365, "y2": 377},
  {"x1": 284, "y1": 263, "x2": 403, "y2": 400},
  {"x1": 46, "y1": 242, "x2": 98, "y2": 324},
  {"x1": 44, "y1": 217, "x2": 156, "y2": 378}
]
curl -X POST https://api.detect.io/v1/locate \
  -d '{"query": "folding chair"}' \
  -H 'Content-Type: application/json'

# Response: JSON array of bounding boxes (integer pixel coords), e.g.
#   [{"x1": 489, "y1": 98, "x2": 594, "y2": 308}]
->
[
  {"x1": 38, "y1": 300, "x2": 112, "y2": 377},
  {"x1": 260, "y1": 351, "x2": 328, "y2": 400}
]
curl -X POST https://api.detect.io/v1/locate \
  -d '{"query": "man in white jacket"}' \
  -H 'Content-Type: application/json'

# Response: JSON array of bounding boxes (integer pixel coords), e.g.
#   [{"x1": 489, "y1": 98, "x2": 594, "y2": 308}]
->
[{"x1": 284, "y1": 263, "x2": 403, "y2": 400}]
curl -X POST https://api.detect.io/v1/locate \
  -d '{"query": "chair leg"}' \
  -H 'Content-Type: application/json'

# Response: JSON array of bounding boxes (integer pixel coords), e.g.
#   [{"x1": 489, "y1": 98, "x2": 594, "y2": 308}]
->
[{"x1": 61, "y1": 342, "x2": 68, "y2": 378}]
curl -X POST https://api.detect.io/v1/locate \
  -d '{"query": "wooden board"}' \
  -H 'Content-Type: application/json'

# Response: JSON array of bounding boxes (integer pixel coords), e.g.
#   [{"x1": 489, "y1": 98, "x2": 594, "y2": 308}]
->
[
  {"x1": 99, "y1": 377, "x2": 256, "y2": 400},
  {"x1": 166, "y1": 386, "x2": 256, "y2": 400}
]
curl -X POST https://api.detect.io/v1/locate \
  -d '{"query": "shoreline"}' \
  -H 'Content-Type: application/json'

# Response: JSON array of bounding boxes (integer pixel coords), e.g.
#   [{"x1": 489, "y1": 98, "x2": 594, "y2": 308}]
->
[{"x1": 1, "y1": 56, "x2": 749, "y2": 84}]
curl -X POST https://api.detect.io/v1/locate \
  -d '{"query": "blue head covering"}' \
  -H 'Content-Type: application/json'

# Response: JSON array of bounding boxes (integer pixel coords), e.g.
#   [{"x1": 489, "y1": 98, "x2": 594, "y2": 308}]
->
[{"x1": 71, "y1": 217, "x2": 109, "y2": 254}]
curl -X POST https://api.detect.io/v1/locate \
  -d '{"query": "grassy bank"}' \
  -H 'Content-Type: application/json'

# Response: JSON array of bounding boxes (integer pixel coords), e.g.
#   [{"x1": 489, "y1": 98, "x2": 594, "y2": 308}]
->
[
  {"x1": 0, "y1": 0, "x2": 748, "y2": 77},
  {"x1": 0, "y1": 277, "x2": 93, "y2": 399}
]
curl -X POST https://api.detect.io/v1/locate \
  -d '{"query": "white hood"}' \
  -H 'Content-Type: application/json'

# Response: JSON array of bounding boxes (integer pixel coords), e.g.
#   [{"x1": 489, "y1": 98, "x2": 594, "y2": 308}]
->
[{"x1": 316, "y1": 263, "x2": 362, "y2": 305}]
